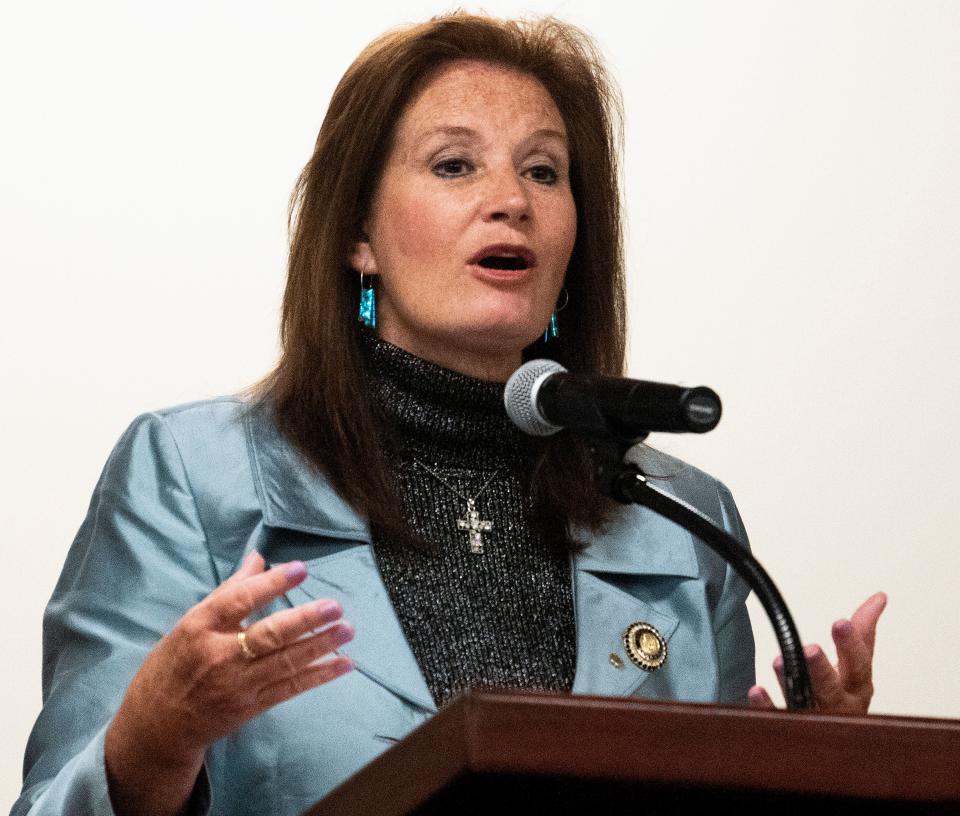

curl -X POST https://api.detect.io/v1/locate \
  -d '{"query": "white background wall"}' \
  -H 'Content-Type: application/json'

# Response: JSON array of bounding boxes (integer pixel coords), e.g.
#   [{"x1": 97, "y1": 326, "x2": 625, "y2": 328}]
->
[{"x1": 3, "y1": 0, "x2": 958, "y2": 806}]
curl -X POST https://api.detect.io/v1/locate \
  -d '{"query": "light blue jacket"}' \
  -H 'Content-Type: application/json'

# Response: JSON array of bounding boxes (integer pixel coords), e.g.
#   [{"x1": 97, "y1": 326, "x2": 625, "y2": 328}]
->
[{"x1": 15, "y1": 397, "x2": 754, "y2": 816}]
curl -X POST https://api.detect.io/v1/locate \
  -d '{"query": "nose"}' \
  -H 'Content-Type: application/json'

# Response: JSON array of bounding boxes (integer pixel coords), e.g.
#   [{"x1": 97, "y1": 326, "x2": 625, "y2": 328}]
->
[{"x1": 481, "y1": 167, "x2": 530, "y2": 224}]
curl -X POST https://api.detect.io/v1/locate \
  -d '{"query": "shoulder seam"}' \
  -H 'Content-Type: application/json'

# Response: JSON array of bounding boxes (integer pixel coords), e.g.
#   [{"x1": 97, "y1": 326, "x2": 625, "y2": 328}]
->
[
  {"x1": 152, "y1": 395, "x2": 244, "y2": 418},
  {"x1": 148, "y1": 412, "x2": 215, "y2": 568}
]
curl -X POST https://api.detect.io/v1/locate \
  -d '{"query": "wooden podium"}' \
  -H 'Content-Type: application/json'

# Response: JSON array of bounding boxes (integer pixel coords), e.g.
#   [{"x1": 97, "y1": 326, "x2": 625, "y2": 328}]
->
[{"x1": 305, "y1": 690, "x2": 960, "y2": 815}]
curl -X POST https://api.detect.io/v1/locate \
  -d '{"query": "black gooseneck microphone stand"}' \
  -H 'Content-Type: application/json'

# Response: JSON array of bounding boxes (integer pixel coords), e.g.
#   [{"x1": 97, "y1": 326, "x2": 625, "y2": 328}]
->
[{"x1": 588, "y1": 435, "x2": 815, "y2": 711}]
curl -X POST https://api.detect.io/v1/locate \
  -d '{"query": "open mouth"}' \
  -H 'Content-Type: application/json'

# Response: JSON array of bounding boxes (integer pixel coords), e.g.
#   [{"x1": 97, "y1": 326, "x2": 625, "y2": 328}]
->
[{"x1": 476, "y1": 255, "x2": 529, "y2": 271}]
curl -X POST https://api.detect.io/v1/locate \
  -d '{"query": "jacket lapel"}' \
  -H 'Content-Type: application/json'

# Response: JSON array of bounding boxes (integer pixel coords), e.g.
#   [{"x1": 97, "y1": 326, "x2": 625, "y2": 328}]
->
[
  {"x1": 245, "y1": 407, "x2": 437, "y2": 713},
  {"x1": 284, "y1": 549, "x2": 436, "y2": 712},
  {"x1": 246, "y1": 406, "x2": 700, "y2": 708},
  {"x1": 571, "y1": 501, "x2": 700, "y2": 697}
]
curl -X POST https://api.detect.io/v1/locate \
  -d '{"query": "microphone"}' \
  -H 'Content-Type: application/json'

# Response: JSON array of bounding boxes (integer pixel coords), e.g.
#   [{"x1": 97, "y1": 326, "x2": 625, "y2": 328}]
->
[{"x1": 504, "y1": 359, "x2": 722, "y2": 439}]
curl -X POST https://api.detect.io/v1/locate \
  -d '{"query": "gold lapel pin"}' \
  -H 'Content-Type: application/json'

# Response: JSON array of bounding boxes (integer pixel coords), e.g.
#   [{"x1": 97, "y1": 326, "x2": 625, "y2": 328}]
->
[{"x1": 623, "y1": 622, "x2": 667, "y2": 671}]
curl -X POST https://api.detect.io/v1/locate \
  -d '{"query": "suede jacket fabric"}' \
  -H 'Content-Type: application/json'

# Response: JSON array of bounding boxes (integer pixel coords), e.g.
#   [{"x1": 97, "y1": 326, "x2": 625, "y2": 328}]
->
[{"x1": 14, "y1": 397, "x2": 755, "y2": 816}]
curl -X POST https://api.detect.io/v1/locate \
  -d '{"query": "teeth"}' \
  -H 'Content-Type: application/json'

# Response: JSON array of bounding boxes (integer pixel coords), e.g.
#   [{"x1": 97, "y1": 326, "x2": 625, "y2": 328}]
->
[{"x1": 479, "y1": 255, "x2": 526, "y2": 270}]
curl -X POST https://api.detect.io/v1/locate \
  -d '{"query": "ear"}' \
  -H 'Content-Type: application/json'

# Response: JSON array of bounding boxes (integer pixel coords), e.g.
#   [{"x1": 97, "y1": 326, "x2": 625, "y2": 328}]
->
[{"x1": 348, "y1": 231, "x2": 378, "y2": 275}]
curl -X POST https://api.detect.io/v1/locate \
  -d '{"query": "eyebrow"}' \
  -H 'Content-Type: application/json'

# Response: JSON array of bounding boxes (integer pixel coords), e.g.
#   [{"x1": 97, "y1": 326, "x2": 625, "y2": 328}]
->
[{"x1": 419, "y1": 125, "x2": 568, "y2": 143}]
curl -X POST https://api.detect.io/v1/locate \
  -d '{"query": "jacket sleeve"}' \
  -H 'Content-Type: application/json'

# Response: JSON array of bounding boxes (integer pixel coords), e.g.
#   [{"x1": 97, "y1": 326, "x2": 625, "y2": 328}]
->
[
  {"x1": 13, "y1": 413, "x2": 216, "y2": 815},
  {"x1": 711, "y1": 480, "x2": 757, "y2": 704}
]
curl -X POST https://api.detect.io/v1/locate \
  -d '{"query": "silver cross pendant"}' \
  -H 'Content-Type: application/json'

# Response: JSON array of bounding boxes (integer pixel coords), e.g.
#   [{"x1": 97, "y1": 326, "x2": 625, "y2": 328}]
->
[{"x1": 457, "y1": 498, "x2": 493, "y2": 554}]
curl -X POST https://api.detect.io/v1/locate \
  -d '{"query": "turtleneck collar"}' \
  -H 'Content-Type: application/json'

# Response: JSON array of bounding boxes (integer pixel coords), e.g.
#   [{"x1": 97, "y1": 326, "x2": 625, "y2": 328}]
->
[{"x1": 360, "y1": 330, "x2": 538, "y2": 470}]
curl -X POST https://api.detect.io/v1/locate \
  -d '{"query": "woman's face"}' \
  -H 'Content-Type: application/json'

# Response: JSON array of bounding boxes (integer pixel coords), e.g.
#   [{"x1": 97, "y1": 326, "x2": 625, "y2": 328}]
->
[{"x1": 351, "y1": 60, "x2": 577, "y2": 381}]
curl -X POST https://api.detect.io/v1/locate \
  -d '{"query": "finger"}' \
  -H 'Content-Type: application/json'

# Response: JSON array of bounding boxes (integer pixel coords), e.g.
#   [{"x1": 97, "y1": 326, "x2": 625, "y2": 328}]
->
[
  {"x1": 772, "y1": 654, "x2": 786, "y2": 698},
  {"x1": 220, "y1": 551, "x2": 266, "y2": 588},
  {"x1": 803, "y1": 644, "x2": 847, "y2": 710},
  {"x1": 833, "y1": 618, "x2": 873, "y2": 693},
  {"x1": 206, "y1": 561, "x2": 309, "y2": 628},
  {"x1": 748, "y1": 685, "x2": 776, "y2": 709},
  {"x1": 249, "y1": 621, "x2": 354, "y2": 685},
  {"x1": 850, "y1": 592, "x2": 887, "y2": 653},
  {"x1": 243, "y1": 599, "x2": 344, "y2": 656},
  {"x1": 255, "y1": 655, "x2": 354, "y2": 709},
  {"x1": 778, "y1": 646, "x2": 845, "y2": 709}
]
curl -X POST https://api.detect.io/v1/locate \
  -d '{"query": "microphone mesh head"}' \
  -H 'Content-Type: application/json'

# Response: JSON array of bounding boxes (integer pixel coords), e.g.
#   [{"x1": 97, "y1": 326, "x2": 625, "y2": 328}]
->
[{"x1": 504, "y1": 359, "x2": 567, "y2": 436}]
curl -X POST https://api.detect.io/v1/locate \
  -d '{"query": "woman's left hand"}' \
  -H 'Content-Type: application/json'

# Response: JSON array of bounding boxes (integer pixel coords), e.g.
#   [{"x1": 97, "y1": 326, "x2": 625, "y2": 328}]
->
[{"x1": 747, "y1": 592, "x2": 887, "y2": 714}]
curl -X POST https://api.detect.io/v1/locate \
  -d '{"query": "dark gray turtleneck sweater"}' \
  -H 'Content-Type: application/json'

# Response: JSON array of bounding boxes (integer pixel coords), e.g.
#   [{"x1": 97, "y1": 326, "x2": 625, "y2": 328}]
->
[{"x1": 363, "y1": 333, "x2": 576, "y2": 707}]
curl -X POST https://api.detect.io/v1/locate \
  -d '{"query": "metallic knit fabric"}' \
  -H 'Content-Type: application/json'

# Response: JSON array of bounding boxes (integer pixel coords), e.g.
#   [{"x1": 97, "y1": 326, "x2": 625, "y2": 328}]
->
[{"x1": 363, "y1": 333, "x2": 576, "y2": 708}]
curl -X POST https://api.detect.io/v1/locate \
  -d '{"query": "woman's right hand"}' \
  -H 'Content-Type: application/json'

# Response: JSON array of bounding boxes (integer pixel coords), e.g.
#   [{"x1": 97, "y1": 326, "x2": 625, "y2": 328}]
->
[{"x1": 104, "y1": 551, "x2": 354, "y2": 816}]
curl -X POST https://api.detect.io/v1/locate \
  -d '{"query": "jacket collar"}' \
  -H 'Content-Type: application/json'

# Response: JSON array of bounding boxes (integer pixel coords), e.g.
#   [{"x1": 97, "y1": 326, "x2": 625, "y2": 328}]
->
[
  {"x1": 245, "y1": 407, "x2": 700, "y2": 709},
  {"x1": 245, "y1": 405, "x2": 372, "y2": 542}
]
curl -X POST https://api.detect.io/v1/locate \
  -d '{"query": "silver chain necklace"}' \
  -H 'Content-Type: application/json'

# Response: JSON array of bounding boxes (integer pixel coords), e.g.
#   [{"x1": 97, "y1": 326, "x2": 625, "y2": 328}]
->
[{"x1": 410, "y1": 459, "x2": 502, "y2": 554}]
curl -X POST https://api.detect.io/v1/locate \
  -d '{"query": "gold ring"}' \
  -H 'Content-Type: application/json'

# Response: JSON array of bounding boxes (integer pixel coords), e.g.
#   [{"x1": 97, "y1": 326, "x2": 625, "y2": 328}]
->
[{"x1": 236, "y1": 630, "x2": 258, "y2": 660}]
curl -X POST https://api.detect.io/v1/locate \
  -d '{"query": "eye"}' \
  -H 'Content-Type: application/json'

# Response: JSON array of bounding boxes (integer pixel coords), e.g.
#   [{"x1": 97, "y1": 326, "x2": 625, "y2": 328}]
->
[
  {"x1": 433, "y1": 158, "x2": 473, "y2": 178},
  {"x1": 526, "y1": 164, "x2": 559, "y2": 185}
]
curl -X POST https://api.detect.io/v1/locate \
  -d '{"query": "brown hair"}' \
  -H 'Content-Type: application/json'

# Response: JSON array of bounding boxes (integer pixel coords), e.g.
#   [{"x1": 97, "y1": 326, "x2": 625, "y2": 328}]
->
[{"x1": 256, "y1": 12, "x2": 626, "y2": 548}]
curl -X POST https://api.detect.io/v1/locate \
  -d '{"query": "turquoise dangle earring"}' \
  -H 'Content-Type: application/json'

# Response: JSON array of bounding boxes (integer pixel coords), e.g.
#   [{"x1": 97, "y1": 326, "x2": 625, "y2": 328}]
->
[
  {"x1": 358, "y1": 272, "x2": 376, "y2": 329},
  {"x1": 542, "y1": 287, "x2": 569, "y2": 343},
  {"x1": 543, "y1": 312, "x2": 558, "y2": 343}
]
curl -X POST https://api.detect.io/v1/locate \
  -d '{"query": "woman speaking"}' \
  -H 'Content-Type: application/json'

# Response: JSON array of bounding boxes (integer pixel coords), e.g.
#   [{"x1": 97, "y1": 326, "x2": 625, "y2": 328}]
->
[{"x1": 14, "y1": 12, "x2": 884, "y2": 816}]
